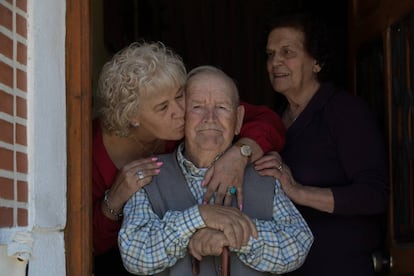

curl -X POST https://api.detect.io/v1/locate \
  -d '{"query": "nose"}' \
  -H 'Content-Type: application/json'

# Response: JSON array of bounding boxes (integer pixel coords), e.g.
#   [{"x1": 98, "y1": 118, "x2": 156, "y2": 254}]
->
[
  {"x1": 172, "y1": 98, "x2": 185, "y2": 118},
  {"x1": 203, "y1": 106, "x2": 217, "y2": 122},
  {"x1": 269, "y1": 52, "x2": 283, "y2": 66}
]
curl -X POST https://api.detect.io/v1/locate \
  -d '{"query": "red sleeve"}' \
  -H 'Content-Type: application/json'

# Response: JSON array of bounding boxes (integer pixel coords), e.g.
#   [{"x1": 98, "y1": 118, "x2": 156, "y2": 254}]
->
[
  {"x1": 239, "y1": 101, "x2": 286, "y2": 152},
  {"x1": 92, "y1": 120, "x2": 122, "y2": 255}
]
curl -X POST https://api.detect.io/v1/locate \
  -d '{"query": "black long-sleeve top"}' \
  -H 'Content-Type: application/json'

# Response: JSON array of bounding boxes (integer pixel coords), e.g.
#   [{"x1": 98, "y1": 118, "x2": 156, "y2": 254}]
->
[{"x1": 282, "y1": 83, "x2": 389, "y2": 276}]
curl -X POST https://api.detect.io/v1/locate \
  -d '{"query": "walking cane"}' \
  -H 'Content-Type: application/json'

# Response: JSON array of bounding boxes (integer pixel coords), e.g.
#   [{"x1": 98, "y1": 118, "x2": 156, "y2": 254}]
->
[
  {"x1": 192, "y1": 246, "x2": 230, "y2": 276},
  {"x1": 221, "y1": 246, "x2": 230, "y2": 276}
]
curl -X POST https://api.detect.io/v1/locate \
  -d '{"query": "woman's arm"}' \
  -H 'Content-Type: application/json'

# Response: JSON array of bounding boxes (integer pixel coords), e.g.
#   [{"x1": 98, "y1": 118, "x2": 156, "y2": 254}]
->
[
  {"x1": 254, "y1": 152, "x2": 335, "y2": 213},
  {"x1": 202, "y1": 102, "x2": 286, "y2": 208},
  {"x1": 238, "y1": 101, "x2": 285, "y2": 153}
]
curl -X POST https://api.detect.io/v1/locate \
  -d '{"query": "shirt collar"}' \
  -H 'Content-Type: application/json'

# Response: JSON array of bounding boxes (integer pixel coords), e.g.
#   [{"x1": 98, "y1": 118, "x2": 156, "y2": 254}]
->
[{"x1": 176, "y1": 143, "x2": 208, "y2": 178}]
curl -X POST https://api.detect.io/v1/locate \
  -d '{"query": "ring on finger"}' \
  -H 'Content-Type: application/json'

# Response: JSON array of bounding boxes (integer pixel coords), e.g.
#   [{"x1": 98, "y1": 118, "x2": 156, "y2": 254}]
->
[
  {"x1": 137, "y1": 170, "x2": 145, "y2": 180},
  {"x1": 277, "y1": 162, "x2": 283, "y2": 172},
  {"x1": 228, "y1": 186, "x2": 237, "y2": 196}
]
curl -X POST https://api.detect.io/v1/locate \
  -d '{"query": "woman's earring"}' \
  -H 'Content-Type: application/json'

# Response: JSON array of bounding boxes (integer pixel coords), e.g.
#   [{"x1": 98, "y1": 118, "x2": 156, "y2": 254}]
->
[
  {"x1": 131, "y1": 122, "x2": 140, "y2": 127},
  {"x1": 313, "y1": 62, "x2": 322, "y2": 73}
]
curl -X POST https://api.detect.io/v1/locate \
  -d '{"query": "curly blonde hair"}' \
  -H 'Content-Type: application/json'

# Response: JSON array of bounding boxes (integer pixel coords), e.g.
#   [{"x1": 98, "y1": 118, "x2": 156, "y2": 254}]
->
[{"x1": 96, "y1": 41, "x2": 187, "y2": 136}]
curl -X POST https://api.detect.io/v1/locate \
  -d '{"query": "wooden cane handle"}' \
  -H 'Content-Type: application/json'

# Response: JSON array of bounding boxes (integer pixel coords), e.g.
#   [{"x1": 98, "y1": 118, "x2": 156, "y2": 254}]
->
[{"x1": 221, "y1": 247, "x2": 230, "y2": 276}]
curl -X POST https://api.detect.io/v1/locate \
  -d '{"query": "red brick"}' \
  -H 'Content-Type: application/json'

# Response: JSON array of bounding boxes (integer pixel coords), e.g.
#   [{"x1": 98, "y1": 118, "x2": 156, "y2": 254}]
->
[
  {"x1": 16, "y1": 96, "x2": 27, "y2": 118},
  {"x1": 17, "y1": 69, "x2": 27, "y2": 92},
  {"x1": 16, "y1": 13, "x2": 27, "y2": 38},
  {"x1": 16, "y1": 123, "x2": 26, "y2": 146},
  {"x1": 0, "y1": 147, "x2": 13, "y2": 171},
  {"x1": 0, "y1": 61, "x2": 13, "y2": 88},
  {"x1": 17, "y1": 42, "x2": 27, "y2": 65},
  {"x1": 16, "y1": 151, "x2": 27, "y2": 173},
  {"x1": 0, "y1": 119, "x2": 13, "y2": 144},
  {"x1": 17, "y1": 180, "x2": 27, "y2": 202},
  {"x1": 17, "y1": 208, "x2": 27, "y2": 226},
  {"x1": 0, "y1": 32, "x2": 13, "y2": 59},
  {"x1": 16, "y1": 0, "x2": 27, "y2": 13},
  {"x1": 0, "y1": 89, "x2": 14, "y2": 115},
  {"x1": 0, "y1": 176, "x2": 14, "y2": 200},
  {"x1": 0, "y1": 4, "x2": 12, "y2": 31},
  {"x1": 0, "y1": 207, "x2": 13, "y2": 227}
]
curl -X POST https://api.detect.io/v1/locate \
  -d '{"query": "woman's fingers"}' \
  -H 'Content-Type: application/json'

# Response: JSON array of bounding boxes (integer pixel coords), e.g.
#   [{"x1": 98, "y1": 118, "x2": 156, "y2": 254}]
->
[
  {"x1": 202, "y1": 167, "x2": 217, "y2": 204},
  {"x1": 109, "y1": 157, "x2": 164, "y2": 207}
]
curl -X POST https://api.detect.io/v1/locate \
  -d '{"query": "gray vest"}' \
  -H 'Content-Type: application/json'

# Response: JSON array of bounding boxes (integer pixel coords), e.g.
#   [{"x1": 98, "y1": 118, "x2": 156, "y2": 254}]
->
[{"x1": 144, "y1": 153, "x2": 275, "y2": 276}]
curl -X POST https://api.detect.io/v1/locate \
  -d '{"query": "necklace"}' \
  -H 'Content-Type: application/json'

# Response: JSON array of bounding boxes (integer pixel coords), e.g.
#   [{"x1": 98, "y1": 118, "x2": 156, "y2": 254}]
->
[
  {"x1": 283, "y1": 109, "x2": 298, "y2": 124},
  {"x1": 287, "y1": 104, "x2": 304, "y2": 123},
  {"x1": 208, "y1": 151, "x2": 225, "y2": 168},
  {"x1": 292, "y1": 111, "x2": 301, "y2": 122}
]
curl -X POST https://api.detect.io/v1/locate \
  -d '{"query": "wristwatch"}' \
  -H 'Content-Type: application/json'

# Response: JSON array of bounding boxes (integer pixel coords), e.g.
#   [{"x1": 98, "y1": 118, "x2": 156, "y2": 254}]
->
[{"x1": 236, "y1": 143, "x2": 252, "y2": 159}]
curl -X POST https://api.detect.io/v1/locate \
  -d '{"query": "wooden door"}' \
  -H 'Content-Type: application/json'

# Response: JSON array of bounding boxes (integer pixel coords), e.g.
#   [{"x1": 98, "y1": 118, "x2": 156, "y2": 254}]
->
[{"x1": 349, "y1": 1, "x2": 414, "y2": 274}]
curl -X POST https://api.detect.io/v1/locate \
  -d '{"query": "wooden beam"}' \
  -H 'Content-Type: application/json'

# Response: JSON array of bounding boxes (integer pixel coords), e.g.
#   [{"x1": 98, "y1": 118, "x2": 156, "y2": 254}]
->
[{"x1": 65, "y1": 0, "x2": 92, "y2": 275}]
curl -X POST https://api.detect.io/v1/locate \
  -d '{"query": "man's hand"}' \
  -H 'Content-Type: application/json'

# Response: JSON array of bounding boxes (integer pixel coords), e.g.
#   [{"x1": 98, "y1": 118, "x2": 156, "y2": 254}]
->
[
  {"x1": 188, "y1": 228, "x2": 228, "y2": 261},
  {"x1": 198, "y1": 204, "x2": 257, "y2": 249}
]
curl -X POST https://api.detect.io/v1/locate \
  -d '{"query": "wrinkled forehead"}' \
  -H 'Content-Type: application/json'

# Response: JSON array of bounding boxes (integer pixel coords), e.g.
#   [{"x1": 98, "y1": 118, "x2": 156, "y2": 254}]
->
[
  {"x1": 186, "y1": 71, "x2": 239, "y2": 104},
  {"x1": 141, "y1": 78, "x2": 183, "y2": 100},
  {"x1": 267, "y1": 26, "x2": 305, "y2": 47}
]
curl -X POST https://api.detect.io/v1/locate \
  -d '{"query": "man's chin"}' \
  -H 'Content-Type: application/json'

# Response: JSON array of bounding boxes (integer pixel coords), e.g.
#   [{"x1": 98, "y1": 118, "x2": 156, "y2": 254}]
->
[{"x1": 197, "y1": 140, "x2": 227, "y2": 151}]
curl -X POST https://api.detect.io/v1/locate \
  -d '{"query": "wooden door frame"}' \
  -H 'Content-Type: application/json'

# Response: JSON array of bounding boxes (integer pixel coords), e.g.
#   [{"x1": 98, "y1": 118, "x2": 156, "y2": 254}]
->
[
  {"x1": 383, "y1": 25, "x2": 414, "y2": 275},
  {"x1": 348, "y1": 0, "x2": 414, "y2": 95},
  {"x1": 349, "y1": 0, "x2": 414, "y2": 274},
  {"x1": 65, "y1": 0, "x2": 93, "y2": 275}
]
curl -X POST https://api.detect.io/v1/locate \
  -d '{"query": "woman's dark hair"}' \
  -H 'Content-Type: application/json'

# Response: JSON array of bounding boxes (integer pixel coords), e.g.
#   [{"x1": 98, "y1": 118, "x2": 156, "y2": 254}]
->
[{"x1": 265, "y1": 11, "x2": 334, "y2": 81}]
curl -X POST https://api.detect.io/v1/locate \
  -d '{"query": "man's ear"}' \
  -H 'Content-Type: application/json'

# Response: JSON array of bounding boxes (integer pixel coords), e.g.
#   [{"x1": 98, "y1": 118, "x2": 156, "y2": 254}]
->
[{"x1": 235, "y1": 105, "x2": 245, "y2": 135}]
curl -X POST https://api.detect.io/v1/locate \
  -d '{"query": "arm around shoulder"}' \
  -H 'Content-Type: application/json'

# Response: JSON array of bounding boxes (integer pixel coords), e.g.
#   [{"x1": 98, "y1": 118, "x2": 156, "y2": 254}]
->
[{"x1": 239, "y1": 101, "x2": 286, "y2": 153}]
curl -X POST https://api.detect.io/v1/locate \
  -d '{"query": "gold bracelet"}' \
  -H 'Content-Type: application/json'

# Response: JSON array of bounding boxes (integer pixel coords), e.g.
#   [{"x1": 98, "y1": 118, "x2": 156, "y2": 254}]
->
[{"x1": 103, "y1": 189, "x2": 123, "y2": 219}]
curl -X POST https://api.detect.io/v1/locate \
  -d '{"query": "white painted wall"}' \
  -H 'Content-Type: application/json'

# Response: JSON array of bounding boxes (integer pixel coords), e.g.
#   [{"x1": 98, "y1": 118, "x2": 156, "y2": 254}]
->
[{"x1": 27, "y1": 0, "x2": 67, "y2": 275}]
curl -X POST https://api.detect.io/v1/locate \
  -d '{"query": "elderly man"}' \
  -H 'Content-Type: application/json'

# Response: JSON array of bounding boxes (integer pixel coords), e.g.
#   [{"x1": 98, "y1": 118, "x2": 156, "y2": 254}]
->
[{"x1": 118, "y1": 66, "x2": 313, "y2": 275}]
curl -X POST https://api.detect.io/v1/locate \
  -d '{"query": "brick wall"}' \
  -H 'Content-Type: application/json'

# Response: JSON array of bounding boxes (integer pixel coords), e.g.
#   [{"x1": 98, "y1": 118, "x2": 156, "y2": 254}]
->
[{"x1": 0, "y1": 0, "x2": 28, "y2": 228}]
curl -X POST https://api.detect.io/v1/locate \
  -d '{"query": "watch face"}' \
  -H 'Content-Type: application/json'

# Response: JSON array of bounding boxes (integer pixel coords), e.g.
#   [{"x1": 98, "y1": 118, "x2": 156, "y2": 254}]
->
[{"x1": 241, "y1": 145, "x2": 252, "y2": 157}]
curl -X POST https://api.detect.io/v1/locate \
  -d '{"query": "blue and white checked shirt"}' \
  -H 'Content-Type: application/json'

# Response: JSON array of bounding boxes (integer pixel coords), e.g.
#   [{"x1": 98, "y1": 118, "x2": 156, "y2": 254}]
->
[{"x1": 119, "y1": 144, "x2": 313, "y2": 275}]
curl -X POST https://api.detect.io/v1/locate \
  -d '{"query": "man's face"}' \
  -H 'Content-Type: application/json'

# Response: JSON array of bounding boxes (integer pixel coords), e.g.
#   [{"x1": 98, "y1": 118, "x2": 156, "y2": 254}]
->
[{"x1": 184, "y1": 71, "x2": 243, "y2": 158}]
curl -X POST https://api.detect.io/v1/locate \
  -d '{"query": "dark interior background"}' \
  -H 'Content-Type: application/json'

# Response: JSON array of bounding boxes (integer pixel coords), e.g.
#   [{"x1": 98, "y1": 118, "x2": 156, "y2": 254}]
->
[{"x1": 100, "y1": 0, "x2": 348, "y2": 110}]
